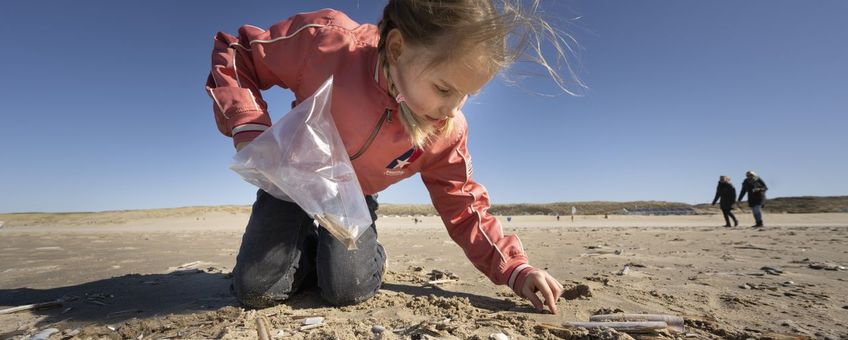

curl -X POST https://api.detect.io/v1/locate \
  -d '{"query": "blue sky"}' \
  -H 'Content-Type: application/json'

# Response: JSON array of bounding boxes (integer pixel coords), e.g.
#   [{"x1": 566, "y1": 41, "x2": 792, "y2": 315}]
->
[{"x1": 1, "y1": 1, "x2": 846, "y2": 213}]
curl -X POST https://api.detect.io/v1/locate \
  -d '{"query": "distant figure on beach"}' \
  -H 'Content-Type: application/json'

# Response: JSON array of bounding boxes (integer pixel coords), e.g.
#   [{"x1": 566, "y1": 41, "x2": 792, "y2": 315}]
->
[
  {"x1": 507, "y1": 216, "x2": 512, "y2": 223},
  {"x1": 711, "y1": 176, "x2": 738, "y2": 227},
  {"x1": 556, "y1": 214, "x2": 560, "y2": 222},
  {"x1": 738, "y1": 170, "x2": 768, "y2": 228},
  {"x1": 570, "y1": 206, "x2": 576, "y2": 222}
]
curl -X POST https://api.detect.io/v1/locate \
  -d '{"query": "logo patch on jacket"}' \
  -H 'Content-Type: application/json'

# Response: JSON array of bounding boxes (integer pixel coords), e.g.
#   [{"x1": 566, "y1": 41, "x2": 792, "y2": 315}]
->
[{"x1": 385, "y1": 147, "x2": 422, "y2": 176}]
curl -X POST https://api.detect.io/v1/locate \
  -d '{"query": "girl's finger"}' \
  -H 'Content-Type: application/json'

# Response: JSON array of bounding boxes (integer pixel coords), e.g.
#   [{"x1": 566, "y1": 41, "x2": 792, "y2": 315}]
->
[
  {"x1": 545, "y1": 275, "x2": 563, "y2": 301},
  {"x1": 536, "y1": 279, "x2": 557, "y2": 314},
  {"x1": 526, "y1": 288, "x2": 544, "y2": 311}
]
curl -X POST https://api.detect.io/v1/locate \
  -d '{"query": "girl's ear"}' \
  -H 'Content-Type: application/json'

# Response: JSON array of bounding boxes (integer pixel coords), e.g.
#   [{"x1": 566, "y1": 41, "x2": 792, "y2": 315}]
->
[{"x1": 386, "y1": 29, "x2": 404, "y2": 65}]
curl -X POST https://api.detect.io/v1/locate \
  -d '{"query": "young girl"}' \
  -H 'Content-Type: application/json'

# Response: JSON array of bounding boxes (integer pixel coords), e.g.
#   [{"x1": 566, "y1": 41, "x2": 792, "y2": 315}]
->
[{"x1": 206, "y1": 1, "x2": 568, "y2": 314}]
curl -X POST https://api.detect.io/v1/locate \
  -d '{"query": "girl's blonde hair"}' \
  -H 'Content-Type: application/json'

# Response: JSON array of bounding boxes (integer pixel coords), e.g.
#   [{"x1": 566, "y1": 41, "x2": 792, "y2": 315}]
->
[{"x1": 377, "y1": 0, "x2": 584, "y2": 147}]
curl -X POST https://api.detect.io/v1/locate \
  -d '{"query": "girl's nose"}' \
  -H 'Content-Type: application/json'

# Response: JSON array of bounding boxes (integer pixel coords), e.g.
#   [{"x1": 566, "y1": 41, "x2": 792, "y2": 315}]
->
[{"x1": 441, "y1": 95, "x2": 467, "y2": 119}]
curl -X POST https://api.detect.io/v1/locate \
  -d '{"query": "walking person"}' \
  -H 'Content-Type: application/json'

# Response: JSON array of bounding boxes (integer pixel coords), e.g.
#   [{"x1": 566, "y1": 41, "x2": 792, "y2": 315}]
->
[
  {"x1": 711, "y1": 176, "x2": 738, "y2": 227},
  {"x1": 738, "y1": 171, "x2": 768, "y2": 227}
]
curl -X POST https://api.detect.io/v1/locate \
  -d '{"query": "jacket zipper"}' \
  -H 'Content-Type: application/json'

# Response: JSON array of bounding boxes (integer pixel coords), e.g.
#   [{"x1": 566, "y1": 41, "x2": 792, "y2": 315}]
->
[{"x1": 349, "y1": 109, "x2": 391, "y2": 161}]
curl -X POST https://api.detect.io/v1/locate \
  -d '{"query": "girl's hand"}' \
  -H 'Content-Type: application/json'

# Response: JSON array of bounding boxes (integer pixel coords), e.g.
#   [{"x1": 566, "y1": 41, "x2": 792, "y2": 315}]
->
[{"x1": 519, "y1": 270, "x2": 564, "y2": 314}]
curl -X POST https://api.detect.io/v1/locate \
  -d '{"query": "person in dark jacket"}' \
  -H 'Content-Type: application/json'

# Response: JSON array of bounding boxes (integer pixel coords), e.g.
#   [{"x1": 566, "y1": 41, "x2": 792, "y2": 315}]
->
[
  {"x1": 712, "y1": 176, "x2": 738, "y2": 227},
  {"x1": 738, "y1": 170, "x2": 768, "y2": 227}
]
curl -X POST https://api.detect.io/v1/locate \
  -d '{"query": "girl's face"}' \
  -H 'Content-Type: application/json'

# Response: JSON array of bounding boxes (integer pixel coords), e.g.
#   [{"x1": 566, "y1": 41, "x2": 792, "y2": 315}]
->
[{"x1": 387, "y1": 31, "x2": 493, "y2": 128}]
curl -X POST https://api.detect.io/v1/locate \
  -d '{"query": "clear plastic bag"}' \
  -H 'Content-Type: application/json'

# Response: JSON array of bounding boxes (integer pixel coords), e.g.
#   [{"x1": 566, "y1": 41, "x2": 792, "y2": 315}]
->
[{"x1": 230, "y1": 76, "x2": 371, "y2": 249}]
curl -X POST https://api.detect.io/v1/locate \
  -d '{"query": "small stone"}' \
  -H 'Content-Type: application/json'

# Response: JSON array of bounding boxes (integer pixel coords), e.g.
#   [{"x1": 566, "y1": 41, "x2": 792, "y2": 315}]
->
[
  {"x1": 372, "y1": 325, "x2": 385, "y2": 334},
  {"x1": 739, "y1": 284, "x2": 751, "y2": 290},
  {"x1": 761, "y1": 266, "x2": 783, "y2": 275},
  {"x1": 490, "y1": 333, "x2": 509, "y2": 340},
  {"x1": 303, "y1": 316, "x2": 324, "y2": 325}
]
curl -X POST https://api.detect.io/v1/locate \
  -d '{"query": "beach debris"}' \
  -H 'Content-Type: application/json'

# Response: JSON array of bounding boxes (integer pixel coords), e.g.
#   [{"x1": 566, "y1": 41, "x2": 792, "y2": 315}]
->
[
  {"x1": 761, "y1": 266, "x2": 784, "y2": 275},
  {"x1": 303, "y1": 316, "x2": 324, "y2": 325},
  {"x1": 372, "y1": 325, "x2": 385, "y2": 334},
  {"x1": 584, "y1": 276, "x2": 610, "y2": 286},
  {"x1": 167, "y1": 261, "x2": 205, "y2": 275},
  {"x1": 807, "y1": 262, "x2": 845, "y2": 271},
  {"x1": 489, "y1": 332, "x2": 509, "y2": 340},
  {"x1": 580, "y1": 245, "x2": 624, "y2": 257},
  {"x1": 85, "y1": 293, "x2": 112, "y2": 306},
  {"x1": 590, "y1": 314, "x2": 685, "y2": 333},
  {"x1": 592, "y1": 308, "x2": 625, "y2": 315},
  {"x1": 740, "y1": 282, "x2": 778, "y2": 291},
  {"x1": 107, "y1": 309, "x2": 144, "y2": 317},
  {"x1": 616, "y1": 264, "x2": 631, "y2": 276},
  {"x1": 427, "y1": 279, "x2": 458, "y2": 285},
  {"x1": 537, "y1": 322, "x2": 637, "y2": 339},
  {"x1": 178, "y1": 260, "x2": 203, "y2": 268},
  {"x1": 734, "y1": 244, "x2": 769, "y2": 251},
  {"x1": 562, "y1": 321, "x2": 669, "y2": 333},
  {"x1": 255, "y1": 315, "x2": 271, "y2": 340},
  {"x1": 426, "y1": 269, "x2": 459, "y2": 285},
  {"x1": 28, "y1": 328, "x2": 59, "y2": 340},
  {"x1": 63, "y1": 328, "x2": 81, "y2": 337},
  {"x1": 739, "y1": 284, "x2": 752, "y2": 290},
  {"x1": 0, "y1": 298, "x2": 63, "y2": 315},
  {"x1": 299, "y1": 316, "x2": 325, "y2": 331}
]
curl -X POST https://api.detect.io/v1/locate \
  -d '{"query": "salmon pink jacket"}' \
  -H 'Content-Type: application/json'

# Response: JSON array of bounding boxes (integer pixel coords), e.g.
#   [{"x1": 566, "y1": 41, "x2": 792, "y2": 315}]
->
[{"x1": 206, "y1": 9, "x2": 535, "y2": 293}]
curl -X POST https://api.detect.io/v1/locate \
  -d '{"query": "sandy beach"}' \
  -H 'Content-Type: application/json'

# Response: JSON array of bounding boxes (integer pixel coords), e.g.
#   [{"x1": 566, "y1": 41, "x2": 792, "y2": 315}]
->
[{"x1": 1, "y1": 211, "x2": 846, "y2": 339}]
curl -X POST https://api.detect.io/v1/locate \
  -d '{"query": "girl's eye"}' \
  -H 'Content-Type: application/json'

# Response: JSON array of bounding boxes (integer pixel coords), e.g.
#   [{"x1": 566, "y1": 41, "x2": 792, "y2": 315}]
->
[{"x1": 435, "y1": 85, "x2": 451, "y2": 94}]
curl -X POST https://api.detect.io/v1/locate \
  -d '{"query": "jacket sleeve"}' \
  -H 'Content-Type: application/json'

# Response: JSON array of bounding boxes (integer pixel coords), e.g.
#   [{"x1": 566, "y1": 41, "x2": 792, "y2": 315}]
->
[
  {"x1": 738, "y1": 181, "x2": 748, "y2": 201},
  {"x1": 420, "y1": 123, "x2": 535, "y2": 294},
  {"x1": 205, "y1": 15, "x2": 320, "y2": 147},
  {"x1": 712, "y1": 184, "x2": 721, "y2": 205}
]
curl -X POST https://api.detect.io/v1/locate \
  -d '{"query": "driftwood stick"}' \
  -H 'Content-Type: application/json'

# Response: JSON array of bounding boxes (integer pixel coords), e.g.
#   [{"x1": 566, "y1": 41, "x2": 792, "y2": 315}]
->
[
  {"x1": 590, "y1": 314, "x2": 684, "y2": 333},
  {"x1": 255, "y1": 316, "x2": 271, "y2": 340},
  {"x1": 178, "y1": 261, "x2": 203, "y2": 269},
  {"x1": 562, "y1": 321, "x2": 669, "y2": 333},
  {"x1": 427, "y1": 279, "x2": 457, "y2": 285},
  {"x1": 0, "y1": 299, "x2": 63, "y2": 315}
]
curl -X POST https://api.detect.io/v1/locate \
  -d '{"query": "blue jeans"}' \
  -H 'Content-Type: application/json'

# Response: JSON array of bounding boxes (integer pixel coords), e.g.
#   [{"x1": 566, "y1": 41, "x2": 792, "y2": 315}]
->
[
  {"x1": 751, "y1": 204, "x2": 763, "y2": 225},
  {"x1": 231, "y1": 190, "x2": 385, "y2": 308}
]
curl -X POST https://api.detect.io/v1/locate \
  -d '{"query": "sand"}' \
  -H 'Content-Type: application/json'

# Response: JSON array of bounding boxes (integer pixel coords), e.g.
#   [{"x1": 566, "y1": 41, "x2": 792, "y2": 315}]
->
[{"x1": 1, "y1": 212, "x2": 846, "y2": 339}]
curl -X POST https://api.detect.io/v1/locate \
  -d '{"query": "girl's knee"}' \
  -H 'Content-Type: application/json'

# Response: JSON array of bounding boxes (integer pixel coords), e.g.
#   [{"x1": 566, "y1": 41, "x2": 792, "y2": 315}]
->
[
  {"x1": 232, "y1": 270, "x2": 293, "y2": 309},
  {"x1": 320, "y1": 279, "x2": 379, "y2": 306}
]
